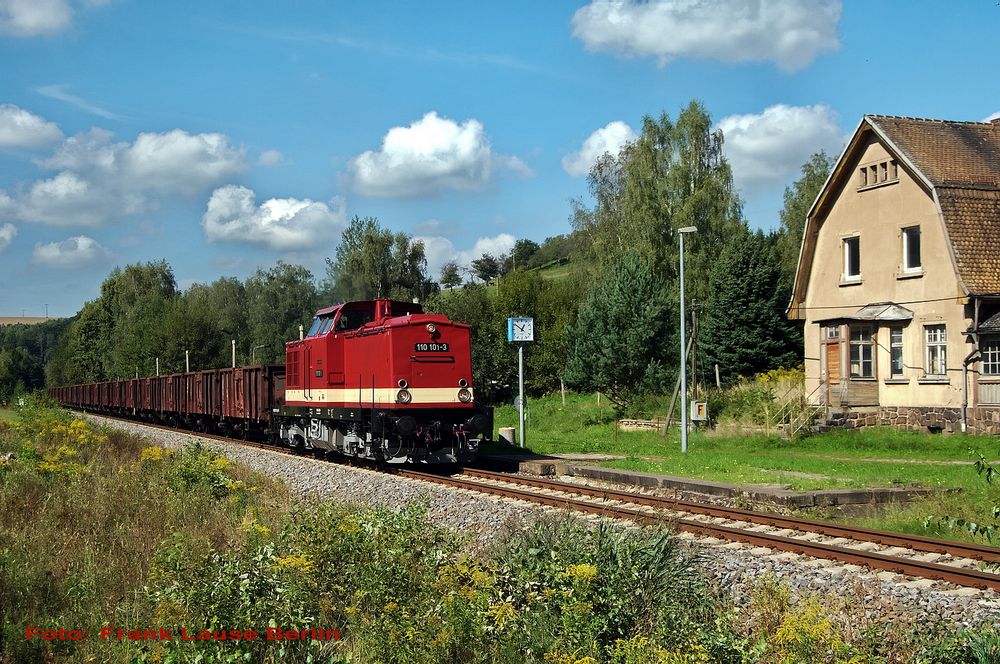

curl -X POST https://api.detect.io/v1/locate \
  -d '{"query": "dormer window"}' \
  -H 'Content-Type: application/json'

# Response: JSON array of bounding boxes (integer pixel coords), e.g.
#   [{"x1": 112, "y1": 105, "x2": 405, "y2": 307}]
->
[{"x1": 858, "y1": 159, "x2": 898, "y2": 190}]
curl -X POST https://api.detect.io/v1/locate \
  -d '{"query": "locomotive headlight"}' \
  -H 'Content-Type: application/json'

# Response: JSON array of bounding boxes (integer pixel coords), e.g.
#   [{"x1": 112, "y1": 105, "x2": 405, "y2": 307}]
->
[
  {"x1": 458, "y1": 378, "x2": 468, "y2": 388},
  {"x1": 426, "y1": 323, "x2": 437, "y2": 334},
  {"x1": 397, "y1": 379, "x2": 408, "y2": 388},
  {"x1": 457, "y1": 388, "x2": 473, "y2": 403},
  {"x1": 396, "y1": 388, "x2": 412, "y2": 404}
]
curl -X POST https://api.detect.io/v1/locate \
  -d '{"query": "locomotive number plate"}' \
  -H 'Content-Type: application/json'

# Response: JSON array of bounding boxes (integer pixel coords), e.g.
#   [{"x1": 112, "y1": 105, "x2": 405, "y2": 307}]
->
[{"x1": 414, "y1": 342, "x2": 449, "y2": 352}]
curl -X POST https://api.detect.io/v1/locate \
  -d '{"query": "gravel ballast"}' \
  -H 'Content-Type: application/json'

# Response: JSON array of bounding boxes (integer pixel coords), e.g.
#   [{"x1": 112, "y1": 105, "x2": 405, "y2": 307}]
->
[{"x1": 88, "y1": 414, "x2": 1000, "y2": 629}]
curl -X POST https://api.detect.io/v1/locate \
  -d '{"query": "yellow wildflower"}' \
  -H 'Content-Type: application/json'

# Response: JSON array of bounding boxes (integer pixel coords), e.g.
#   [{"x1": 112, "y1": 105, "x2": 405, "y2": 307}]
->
[
  {"x1": 140, "y1": 446, "x2": 172, "y2": 462},
  {"x1": 273, "y1": 554, "x2": 316, "y2": 573},
  {"x1": 561, "y1": 563, "x2": 598, "y2": 584}
]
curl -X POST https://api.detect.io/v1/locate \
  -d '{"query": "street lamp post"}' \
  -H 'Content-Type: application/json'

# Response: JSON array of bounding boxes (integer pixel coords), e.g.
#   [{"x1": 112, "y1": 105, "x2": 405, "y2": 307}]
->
[
  {"x1": 251, "y1": 344, "x2": 267, "y2": 364},
  {"x1": 678, "y1": 226, "x2": 698, "y2": 453}
]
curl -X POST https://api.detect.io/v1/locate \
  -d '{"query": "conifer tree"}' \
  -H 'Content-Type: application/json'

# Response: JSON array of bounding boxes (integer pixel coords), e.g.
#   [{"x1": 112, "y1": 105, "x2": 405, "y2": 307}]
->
[
  {"x1": 564, "y1": 252, "x2": 675, "y2": 413},
  {"x1": 702, "y1": 230, "x2": 800, "y2": 384}
]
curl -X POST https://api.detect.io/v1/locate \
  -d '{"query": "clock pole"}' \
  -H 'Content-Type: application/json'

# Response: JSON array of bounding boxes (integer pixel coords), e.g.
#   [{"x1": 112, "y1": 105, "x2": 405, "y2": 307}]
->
[
  {"x1": 518, "y1": 343, "x2": 525, "y2": 447},
  {"x1": 508, "y1": 317, "x2": 533, "y2": 448}
]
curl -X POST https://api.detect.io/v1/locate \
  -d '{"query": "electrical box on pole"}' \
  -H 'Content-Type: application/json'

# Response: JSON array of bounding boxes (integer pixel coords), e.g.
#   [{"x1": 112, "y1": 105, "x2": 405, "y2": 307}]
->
[{"x1": 507, "y1": 317, "x2": 534, "y2": 447}]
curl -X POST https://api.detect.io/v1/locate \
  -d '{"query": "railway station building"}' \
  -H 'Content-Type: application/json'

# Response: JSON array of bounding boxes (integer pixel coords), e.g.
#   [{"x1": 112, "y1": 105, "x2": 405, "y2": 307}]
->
[{"x1": 787, "y1": 115, "x2": 1000, "y2": 433}]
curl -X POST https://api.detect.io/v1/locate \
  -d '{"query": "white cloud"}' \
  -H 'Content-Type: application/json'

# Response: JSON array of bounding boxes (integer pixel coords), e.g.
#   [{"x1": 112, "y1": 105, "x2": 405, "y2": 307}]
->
[
  {"x1": 43, "y1": 128, "x2": 246, "y2": 194},
  {"x1": 983, "y1": 111, "x2": 1000, "y2": 123},
  {"x1": 562, "y1": 120, "x2": 636, "y2": 176},
  {"x1": 416, "y1": 233, "x2": 517, "y2": 280},
  {"x1": 1, "y1": 127, "x2": 247, "y2": 227},
  {"x1": 346, "y1": 112, "x2": 530, "y2": 197},
  {"x1": 717, "y1": 104, "x2": 842, "y2": 191},
  {"x1": 0, "y1": 0, "x2": 71, "y2": 37},
  {"x1": 36, "y1": 84, "x2": 122, "y2": 120},
  {"x1": 0, "y1": 223, "x2": 15, "y2": 254},
  {"x1": 202, "y1": 185, "x2": 347, "y2": 251},
  {"x1": 258, "y1": 149, "x2": 284, "y2": 166},
  {"x1": 0, "y1": 104, "x2": 63, "y2": 149},
  {"x1": 571, "y1": 0, "x2": 841, "y2": 72},
  {"x1": 31, "y1": 235, "x2": 110, "y2": 268}
]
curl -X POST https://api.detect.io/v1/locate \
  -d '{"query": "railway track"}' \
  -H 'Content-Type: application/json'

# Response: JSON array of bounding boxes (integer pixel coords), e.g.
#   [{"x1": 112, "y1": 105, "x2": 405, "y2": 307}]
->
[{"x1": 81, "y1": 411, "x2": 1000, "y2": 592}]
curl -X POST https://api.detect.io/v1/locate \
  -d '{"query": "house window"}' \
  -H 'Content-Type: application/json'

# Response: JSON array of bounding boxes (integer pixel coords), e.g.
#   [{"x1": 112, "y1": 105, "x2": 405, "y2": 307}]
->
[
  {"x1": 824, "y1": 325, "x2": 840, "y2": 340},
  {"x1": 925, "y1": 325, "x2": 947, "y2": 376},
  {"x1": 983, "y1": 337, "x2": 1000, "y2": 376},
  {"x1": 849, "y1": 326, "x2": 874, "y2": 378},
  {"x1": 902, "y1": 226, "x2": 921, "y2": 272},
  {"x1": 880, "y1": 162, "x2": 888, "y2": 182},
  {"x1": 843, "y1": 236, "x2": 861, "y2": 280},
  {"x1": 890, "y1": 160, "x2": 898, "y2": 180},
  {"x1": 859, "y1": 168, "x2": 868, "y2": 187},
  {"x1": 890, "y1": 327, "x2": 904, "y2": 378}
]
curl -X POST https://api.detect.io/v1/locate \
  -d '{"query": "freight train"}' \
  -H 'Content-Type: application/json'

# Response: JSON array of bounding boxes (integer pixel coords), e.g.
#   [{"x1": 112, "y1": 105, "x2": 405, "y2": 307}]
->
[{"x1": 50, "y1": 298, "x2": 492, "y2": 464}]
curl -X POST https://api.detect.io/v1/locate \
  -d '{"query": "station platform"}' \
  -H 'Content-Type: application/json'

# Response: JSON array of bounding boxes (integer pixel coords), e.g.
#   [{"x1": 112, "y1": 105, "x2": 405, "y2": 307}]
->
[{"x1": 475, "y1": 452, "x2": 939, "y2": 508}]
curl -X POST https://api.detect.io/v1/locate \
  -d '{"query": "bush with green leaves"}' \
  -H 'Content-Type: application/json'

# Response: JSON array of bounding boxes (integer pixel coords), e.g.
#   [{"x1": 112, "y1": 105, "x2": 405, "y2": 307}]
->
[{"x1": 926, "y1": 448, "x2": 999, "y2": 544}]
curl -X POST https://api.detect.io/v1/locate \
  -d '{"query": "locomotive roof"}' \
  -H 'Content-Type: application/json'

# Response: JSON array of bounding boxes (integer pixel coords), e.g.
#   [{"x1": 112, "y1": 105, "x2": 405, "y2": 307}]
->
[{"x1": 312, "y1": 298, "x2": 425, "y2": 318}]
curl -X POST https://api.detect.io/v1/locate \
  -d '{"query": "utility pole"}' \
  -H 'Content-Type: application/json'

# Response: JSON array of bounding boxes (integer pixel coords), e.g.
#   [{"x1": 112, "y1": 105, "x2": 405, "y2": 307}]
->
[
  {"x1": 677, "y1": 226, "x2": 697, "y2": 453},
  {"x1": 185, "y1": 350, "x2": 190, "y2": 373},
  {"x1": 231, "y1": 340, "x2": 236, "y2": 368},
  {"x1": 156, "y1": 357, "x2": 159, "y2": 376},
  {"x1": 690, "y1": 303, "x2": 700, "y2": 401}
]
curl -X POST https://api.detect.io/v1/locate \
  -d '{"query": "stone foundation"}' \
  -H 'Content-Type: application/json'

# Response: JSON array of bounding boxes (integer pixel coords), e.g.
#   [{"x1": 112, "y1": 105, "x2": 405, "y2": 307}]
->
[{"x1": 830, "y1": 406, "x2": 1000, "y2": 434}]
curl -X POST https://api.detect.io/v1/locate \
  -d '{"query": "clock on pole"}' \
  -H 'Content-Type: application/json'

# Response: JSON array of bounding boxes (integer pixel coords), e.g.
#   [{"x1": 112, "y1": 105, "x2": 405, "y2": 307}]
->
[
  {"x1": 507, "y1": 317, "x2": 534, "y2": 447},
  {"x1": 507, "y1": 317, "x2": 534, "y2": 343}
]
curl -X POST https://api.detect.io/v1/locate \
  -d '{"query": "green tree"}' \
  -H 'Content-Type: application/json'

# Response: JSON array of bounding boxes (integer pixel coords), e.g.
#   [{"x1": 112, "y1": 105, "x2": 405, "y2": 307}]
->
[
  {"x1": 182, "y1": 277, "x2": 248, "y2": 368},
  {"x1": 572, "y1": 101, "x2": 745, "y2": 305},
  {"x1": 245, "y1": 262, "x2": 318, "y2": 365},
  {"x1": 701, "y1": 230, "x2": 801, "y2": 384},
  {"x1": 511, "y1": 239, "x2": 539, "y2": 270},
  {"x1": 776, "y1": 151, "x2": 835, "y2": 287},
  {"x1": 439, "y1": 262, "x2": 463, "y2": 289},
  {"x1": 564, "y1": 252, "x2": 675, "y2": 414},
  {"x1": 48, "y1": 261, "x2": 178, "y2": 381},
  {"x1": 471, "y1": 254, "x2": 502, "y2": 283},
  {"x1": 323, "y1": 216, "x2": 432, "y2": 302}
]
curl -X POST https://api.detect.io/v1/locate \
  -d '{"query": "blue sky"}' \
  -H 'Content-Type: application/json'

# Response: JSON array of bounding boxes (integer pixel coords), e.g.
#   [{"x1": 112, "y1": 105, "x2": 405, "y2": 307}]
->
[{"x1": 1, "y1": 0, "x2": 998, "y2": 317}]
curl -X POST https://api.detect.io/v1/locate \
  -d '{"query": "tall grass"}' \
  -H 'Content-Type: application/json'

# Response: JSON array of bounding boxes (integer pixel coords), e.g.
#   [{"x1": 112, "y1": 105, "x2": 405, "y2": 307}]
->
[{"x1": 0, "y1": 399, "x2": 996, "y2": 663}]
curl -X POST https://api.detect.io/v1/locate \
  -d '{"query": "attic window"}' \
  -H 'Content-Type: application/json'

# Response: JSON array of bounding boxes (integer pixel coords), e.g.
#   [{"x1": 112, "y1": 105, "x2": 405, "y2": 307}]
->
[{"x1": 858, "y1": 159, "x2": 899, "y2": 190}]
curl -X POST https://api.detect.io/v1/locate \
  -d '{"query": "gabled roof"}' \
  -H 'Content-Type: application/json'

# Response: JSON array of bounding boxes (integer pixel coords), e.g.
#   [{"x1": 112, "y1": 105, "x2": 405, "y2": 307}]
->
[
  {"x1": 788, "y1": 115, "x2": 1000, "y2": 318},
  {"x1": 868, "y1": 116, "x2": 1000, "y2": 189}
]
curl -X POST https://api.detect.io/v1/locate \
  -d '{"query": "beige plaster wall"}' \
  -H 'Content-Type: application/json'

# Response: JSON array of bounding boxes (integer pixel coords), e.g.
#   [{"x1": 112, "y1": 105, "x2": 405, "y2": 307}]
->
[{"x1": 803, "y1": 135, "x2": 971, "y2": 408}]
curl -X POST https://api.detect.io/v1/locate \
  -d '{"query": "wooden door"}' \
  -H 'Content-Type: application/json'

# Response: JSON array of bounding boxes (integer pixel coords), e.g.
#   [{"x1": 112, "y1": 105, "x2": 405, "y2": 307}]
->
[{"x1": 826, "y1": 343, "x2": 840, "y2": 384}]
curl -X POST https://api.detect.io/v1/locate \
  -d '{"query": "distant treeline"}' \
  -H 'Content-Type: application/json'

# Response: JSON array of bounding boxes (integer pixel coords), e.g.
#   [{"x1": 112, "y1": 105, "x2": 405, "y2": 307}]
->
[{"x1": 0, "y1": 100, "x2": 833, "y2": 412}]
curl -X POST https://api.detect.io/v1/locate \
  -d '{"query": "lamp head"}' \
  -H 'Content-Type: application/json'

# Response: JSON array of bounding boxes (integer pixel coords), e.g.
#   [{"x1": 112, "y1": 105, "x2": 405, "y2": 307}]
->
[{"x1": 677, "y1": 226, "x2": 698, "y2": 234}]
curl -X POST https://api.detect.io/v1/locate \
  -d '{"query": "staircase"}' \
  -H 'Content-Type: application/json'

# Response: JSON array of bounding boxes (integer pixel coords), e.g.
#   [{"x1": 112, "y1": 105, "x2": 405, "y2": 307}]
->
[{"x1": 771, "y1": 381, "x2": 830, "y2": 438}]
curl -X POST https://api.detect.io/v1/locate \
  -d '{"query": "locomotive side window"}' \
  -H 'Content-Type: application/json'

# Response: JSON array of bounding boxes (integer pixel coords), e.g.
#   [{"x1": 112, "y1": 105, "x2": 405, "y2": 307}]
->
[
  {"x1": 287, "y1": 350, "x2": 301, "y2": 388},
  {"x1": 319, "y1": 317, "x2": 335, "y2": 334}
]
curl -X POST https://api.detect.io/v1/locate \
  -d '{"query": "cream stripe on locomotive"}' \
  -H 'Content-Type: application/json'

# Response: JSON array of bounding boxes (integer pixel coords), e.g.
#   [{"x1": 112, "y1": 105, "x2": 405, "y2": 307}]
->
[{"x1": 285, "y1": 387, "x2": 474, "y2": 404}]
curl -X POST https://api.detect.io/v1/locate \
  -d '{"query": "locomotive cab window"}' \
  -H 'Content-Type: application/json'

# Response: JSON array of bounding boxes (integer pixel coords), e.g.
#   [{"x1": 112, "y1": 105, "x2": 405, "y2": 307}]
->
[
  {"x1": 336, "y1": 304, "x2": 375, "y2": 332},
  {"x1": 307, "y1": 317, "x2": 324, "y2": 337}
]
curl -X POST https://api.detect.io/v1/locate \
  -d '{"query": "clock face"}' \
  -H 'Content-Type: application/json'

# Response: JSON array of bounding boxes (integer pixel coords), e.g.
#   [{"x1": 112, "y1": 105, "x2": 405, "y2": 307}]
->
[{"x1": 511, "y1": 317, "x2": 534, "y2": 342}]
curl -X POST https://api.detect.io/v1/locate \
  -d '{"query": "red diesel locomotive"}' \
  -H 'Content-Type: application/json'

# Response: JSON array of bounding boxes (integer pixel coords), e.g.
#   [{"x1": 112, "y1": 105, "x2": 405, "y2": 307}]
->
[{"x1": 50, "y1": 298, "x2": 492, "y2": 464}]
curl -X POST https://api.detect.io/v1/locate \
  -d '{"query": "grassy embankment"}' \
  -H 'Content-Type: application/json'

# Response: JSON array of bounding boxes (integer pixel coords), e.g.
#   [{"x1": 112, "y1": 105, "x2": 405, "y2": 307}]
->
[
  {"x1": 493, "y1": 392, "x2": 1000, "y2": 543},
  {"x1": 3, "y1": 400, "x2": 998, "y2": 662}
]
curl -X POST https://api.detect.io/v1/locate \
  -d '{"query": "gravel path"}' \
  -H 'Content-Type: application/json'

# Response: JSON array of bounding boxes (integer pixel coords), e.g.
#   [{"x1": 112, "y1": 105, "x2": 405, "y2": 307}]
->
[{"x1": 89, "y1": 414, "x2": 1000, "y2": 630}]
